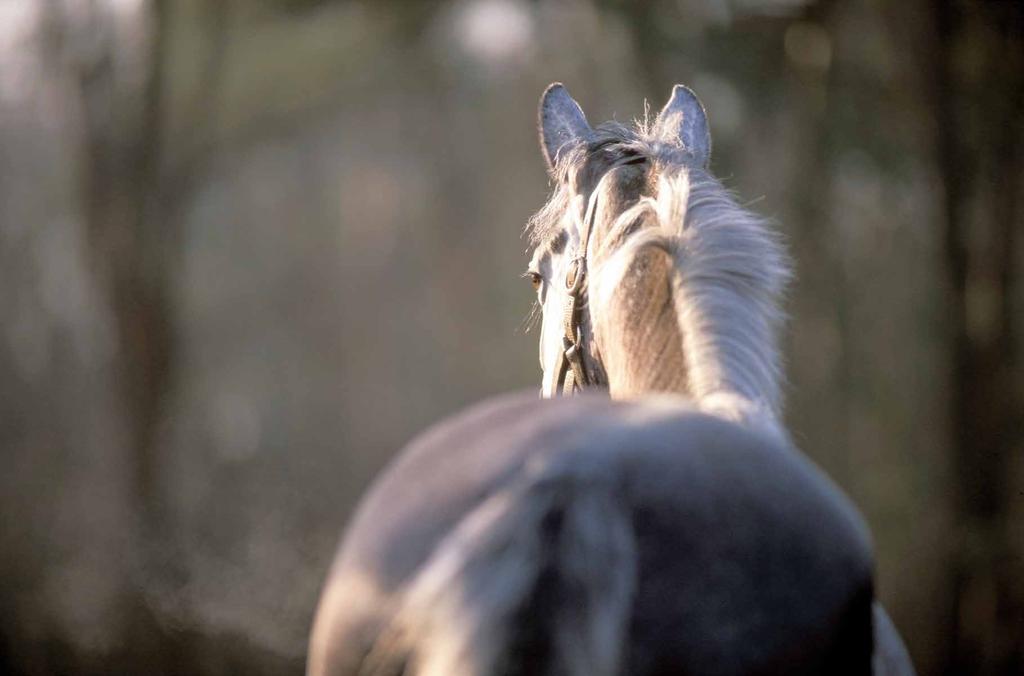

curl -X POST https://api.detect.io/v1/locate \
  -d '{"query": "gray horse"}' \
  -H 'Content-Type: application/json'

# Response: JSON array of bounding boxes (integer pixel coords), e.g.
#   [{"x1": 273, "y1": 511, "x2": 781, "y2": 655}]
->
[{"x1": 307, "y1": 84, "x2": 914, "y2": 676}]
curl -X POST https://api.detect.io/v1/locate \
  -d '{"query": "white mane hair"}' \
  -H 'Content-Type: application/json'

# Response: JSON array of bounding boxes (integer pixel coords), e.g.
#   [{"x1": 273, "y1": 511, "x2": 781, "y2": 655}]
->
[{"x1": 528, "y1": 122, "x2": 792, "y2": 426}]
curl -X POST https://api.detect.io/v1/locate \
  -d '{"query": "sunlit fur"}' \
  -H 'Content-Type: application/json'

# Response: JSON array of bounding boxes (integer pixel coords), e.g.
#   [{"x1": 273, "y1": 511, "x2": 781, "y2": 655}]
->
[{"x1": 528, "y1": 122, "x2": 791, "y2": 431}]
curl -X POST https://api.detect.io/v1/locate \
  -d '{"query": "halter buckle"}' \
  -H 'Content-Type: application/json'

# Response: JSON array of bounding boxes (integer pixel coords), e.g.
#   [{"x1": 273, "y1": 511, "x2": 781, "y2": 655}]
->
[
  {"x1": 565, "y1": 256, "x2": 586, "y2": 294},
  {"x1": 563, "y1": 328, "x2": 588, "y2": 389}
]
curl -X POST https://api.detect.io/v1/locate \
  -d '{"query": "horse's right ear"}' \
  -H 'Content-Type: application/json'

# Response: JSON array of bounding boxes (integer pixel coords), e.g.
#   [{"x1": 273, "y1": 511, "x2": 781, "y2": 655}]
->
[
  {"x1": 538, "y1": 83, "x2": 593, "y2": 173},
  {"x1": 654, "y1": 84, "x2": 711, "y2": 167}
]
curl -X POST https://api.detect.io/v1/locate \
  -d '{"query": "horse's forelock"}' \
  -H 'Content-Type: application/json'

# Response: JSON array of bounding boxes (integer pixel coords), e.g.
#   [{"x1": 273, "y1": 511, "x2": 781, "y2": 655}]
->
[
  {"x1": 527, "y1": 122, "x2": 649, "y2": 248},
  {"x1": 527, "y1": 117, "x2": 722, "y2": 250}
]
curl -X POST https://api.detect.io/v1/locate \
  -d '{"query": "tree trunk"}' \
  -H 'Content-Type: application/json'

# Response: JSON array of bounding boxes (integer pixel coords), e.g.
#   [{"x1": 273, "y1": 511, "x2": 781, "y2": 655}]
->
[{"x1": 931, "y1": 1, "x2": 1024, "y2": 673}]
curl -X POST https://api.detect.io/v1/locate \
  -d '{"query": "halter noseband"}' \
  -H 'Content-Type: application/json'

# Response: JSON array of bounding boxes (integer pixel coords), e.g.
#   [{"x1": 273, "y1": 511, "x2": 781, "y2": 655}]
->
[{"x1": 551, "y1": 191, "x2": 599, "y2": 396}]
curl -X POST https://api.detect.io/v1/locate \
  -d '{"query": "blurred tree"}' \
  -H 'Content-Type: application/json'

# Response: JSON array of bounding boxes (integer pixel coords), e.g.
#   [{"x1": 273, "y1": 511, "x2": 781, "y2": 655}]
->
[
  {"x1": 73, "y1": 0, "x2": 174, "y2": 528},
  {"x1": 930, "y1": 1, "x2": 1024, "y2": 673},
  {"x1": 58, "y1": 0, "x2": 229, "y2": 669},
  {"x1": 67, "y1": 0, "x2": 179, "y2": 666}
]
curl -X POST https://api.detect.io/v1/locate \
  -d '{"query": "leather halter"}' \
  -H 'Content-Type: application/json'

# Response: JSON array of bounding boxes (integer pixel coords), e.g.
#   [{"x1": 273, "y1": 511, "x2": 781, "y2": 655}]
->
[{"x1": 551, "y1": 191, "x2": 599, "y2": 396}]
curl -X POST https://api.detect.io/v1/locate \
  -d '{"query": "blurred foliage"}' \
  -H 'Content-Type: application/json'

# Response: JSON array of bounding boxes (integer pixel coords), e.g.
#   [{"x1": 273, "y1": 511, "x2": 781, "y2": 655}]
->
[{"x1": 0, "y1": 0, "x2": 1020, "y2": 674}]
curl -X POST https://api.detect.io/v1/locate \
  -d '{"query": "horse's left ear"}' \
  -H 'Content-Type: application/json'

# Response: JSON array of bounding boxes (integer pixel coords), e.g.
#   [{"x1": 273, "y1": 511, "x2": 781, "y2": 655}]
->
[{"x1": 654, "y1": 84, "x2": 711, "y2": 167}]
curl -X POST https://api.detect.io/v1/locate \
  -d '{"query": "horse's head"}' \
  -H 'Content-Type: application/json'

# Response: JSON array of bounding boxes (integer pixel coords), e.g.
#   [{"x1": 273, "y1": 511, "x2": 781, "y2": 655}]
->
[{"x1": 527, "y1": 83, "x2": 712, "y2": 398}]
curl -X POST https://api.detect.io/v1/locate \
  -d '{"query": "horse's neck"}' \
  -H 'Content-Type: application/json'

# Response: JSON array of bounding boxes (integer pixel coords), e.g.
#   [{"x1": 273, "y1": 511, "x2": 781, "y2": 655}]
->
[
  {"x1": 592, "y1": 239, "x2": 783, "y2": 436},
  {"x1": 592, "y1": 248, "x2": 689, "y2": 398}
]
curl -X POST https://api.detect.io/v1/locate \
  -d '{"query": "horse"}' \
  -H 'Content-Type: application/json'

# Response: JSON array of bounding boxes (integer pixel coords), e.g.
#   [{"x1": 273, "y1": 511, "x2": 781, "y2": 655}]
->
[{"x1": 306, "y1": 83, "x2": 915, "y2": 676}]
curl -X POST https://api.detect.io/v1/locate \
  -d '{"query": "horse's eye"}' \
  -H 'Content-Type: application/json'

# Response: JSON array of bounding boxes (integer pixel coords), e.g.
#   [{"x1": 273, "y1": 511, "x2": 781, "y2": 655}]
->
[{"x1": 529, "y1": 272, "x2": 542, "y2": 291}]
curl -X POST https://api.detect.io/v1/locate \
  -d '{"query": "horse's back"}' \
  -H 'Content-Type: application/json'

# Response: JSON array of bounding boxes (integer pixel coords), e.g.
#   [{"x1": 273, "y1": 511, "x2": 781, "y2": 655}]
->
[
  {"x1": 609, "y1": 402, "x2": 874, "y2": 674},
  {"x1": 309, "y1": 392, "x2": 874, "y2": 676},
  {"x1": 310, "y1": 392, "x2": 609, "y2": 675}
]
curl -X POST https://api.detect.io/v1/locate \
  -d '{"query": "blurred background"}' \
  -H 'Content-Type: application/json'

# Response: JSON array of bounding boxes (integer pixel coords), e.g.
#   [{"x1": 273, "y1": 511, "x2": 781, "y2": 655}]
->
[{"x1": 0, "y1": 0, "x2": 1020, "y2": 674}]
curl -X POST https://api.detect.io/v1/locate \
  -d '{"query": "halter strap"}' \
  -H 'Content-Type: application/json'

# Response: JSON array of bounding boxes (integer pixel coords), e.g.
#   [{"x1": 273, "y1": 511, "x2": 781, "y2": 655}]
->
[{"x1": 552, "y1": 190, "x2": 600, "y2": 396}]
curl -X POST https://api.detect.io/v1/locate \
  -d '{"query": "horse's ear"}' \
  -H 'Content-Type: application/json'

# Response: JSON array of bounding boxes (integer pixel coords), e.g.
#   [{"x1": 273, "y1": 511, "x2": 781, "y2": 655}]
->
[
  {"x1": 654, "y1": 84, "x2": 711, "y2": 167},
  {"x1": 538, "y1": 83, "x2": 593, "y2": 173}
]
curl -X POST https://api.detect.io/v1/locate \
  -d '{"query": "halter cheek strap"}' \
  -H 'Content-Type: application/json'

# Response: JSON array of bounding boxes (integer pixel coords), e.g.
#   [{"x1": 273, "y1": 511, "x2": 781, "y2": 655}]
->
[{"x1": 552, "y1": 191, "x2": 599, "y2": 396}]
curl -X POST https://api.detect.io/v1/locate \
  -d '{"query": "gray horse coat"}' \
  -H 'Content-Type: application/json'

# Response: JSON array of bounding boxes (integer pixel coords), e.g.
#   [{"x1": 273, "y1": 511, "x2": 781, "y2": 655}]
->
[
  {"x1": 309, "y1": 82, "x2": 915, "y2": 676},
  {"x1": 308, "y1": 393, "x2": 902, "y2": 676}
]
